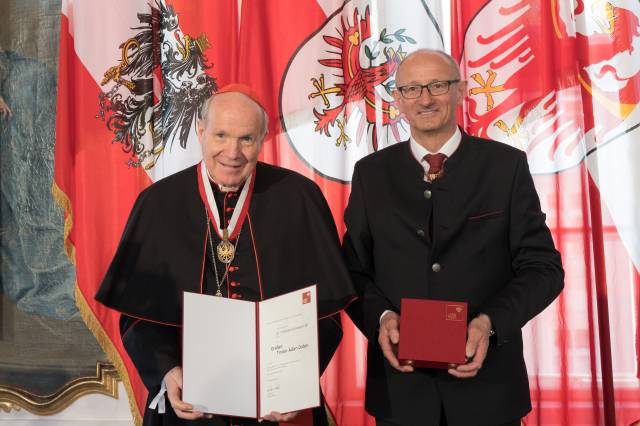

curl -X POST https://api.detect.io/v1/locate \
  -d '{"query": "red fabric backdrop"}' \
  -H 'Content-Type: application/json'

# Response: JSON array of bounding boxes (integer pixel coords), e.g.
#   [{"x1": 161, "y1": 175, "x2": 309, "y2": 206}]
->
[{"x1": 55, "y1": 1, "x2": 640, "y2": 425}]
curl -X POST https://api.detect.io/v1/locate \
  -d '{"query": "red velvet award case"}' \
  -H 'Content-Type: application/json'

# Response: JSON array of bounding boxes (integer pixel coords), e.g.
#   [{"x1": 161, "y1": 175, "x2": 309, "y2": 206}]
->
[{"x1": 397, "y1": 298, "x2": 468, "y2": 369}]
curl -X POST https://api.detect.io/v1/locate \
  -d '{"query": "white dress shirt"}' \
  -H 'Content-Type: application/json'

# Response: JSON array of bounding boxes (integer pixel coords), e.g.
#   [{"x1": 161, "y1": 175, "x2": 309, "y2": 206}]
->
[{"x1": 409, "y1": 127, "x2": 461, "y2": 180}]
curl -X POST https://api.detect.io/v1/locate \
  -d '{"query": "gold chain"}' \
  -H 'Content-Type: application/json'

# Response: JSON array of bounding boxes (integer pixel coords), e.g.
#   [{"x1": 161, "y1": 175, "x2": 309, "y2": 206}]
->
[{"x1": 206, "y1": 214, "x2": 241, "y2": 297}]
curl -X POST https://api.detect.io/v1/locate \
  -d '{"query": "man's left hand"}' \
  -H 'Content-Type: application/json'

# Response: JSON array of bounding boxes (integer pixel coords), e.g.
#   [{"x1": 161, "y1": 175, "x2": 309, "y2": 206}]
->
[
  {"x1": 261, "y1": 410, "x2": 300, "y2": 422},
  {"x1": 448, "y1": 313, "x2": 492, "y2": 378}
]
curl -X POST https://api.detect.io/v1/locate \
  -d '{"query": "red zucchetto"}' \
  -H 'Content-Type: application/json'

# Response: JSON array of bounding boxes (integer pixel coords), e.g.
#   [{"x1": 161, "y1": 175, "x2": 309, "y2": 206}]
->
[{"x1": 215, "y1": 83, "x2": 265, "y2": 111}]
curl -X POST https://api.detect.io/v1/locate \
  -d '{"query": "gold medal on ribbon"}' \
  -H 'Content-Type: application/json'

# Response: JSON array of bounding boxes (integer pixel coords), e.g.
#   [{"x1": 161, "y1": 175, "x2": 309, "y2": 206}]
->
[
  {"x1": 199, "y1": 162, "x2": 252, "y2": 266},
  {"x1": 216, "y1": 229, "x2": 235, "y2": 264}
]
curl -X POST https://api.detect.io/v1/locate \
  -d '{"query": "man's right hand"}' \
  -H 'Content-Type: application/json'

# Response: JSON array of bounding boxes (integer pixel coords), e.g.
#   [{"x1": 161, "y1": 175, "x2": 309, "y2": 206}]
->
[
  {"x1": 378, "y1": 311, "x2": 414, "y2": 373},
  {"x1": 164, "y1": 366, "x2": 211, "y2": 420}
]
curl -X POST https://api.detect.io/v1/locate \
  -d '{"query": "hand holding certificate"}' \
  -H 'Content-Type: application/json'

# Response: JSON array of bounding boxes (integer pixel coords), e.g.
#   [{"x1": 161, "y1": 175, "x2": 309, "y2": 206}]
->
[{"x1": 182, "y1": 285, "x2": 319, "y2": 419}]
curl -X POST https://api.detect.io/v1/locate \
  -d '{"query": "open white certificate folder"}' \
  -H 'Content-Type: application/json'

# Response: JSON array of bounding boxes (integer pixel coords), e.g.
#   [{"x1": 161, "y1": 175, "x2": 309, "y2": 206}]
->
[{"x1": 182, "y1": 285, "x2": 319, "y2": 418}]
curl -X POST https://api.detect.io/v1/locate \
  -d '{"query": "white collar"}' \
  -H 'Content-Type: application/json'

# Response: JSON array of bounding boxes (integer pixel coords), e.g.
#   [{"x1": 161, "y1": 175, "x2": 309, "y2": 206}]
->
[
  {"x1": 409, "y1": 127, "x2": 461, "y2": 162},
  {"x1": 206, "y1": 168, "x2": 245, "y2": 193}
]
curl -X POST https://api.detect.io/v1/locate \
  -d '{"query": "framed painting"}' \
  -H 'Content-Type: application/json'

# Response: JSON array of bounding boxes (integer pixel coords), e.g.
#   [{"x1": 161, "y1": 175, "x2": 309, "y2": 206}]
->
[{"x1": 0, "y1": 0, "x2": 119, "y2": 415}]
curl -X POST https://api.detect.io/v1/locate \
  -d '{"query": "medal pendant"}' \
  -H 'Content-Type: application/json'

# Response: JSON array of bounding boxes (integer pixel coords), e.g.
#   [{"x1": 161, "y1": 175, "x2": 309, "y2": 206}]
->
[
  {"x1": 216, "y1": 229, "x2": 235, "y2": 264},
  {"x1": 215, "y1": 289, "x2": 223, "y2": 297}
]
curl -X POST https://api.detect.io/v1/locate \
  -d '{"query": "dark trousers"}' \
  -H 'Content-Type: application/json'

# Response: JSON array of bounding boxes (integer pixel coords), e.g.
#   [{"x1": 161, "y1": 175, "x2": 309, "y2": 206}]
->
[
  {"x1": 376, "y1": 404, "x2": 521, "y2": 426},
  {"x1": 376, "y1": 420, "x2": 520, "y2": 426}
]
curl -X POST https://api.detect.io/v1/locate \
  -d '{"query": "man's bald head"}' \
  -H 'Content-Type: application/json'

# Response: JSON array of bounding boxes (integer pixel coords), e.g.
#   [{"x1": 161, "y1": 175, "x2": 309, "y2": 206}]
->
[
  {"x1": 396, "y1": 49, "x2": 461, "y2": 84},
  {"x1": 392, "y1": 48, "x2": 466, "y2": 147}
]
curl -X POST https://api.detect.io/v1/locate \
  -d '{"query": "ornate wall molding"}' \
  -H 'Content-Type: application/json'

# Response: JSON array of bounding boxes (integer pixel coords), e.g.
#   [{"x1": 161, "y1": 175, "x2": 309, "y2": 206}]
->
[{"x1": 0, "y1": 362, "x2": 119, "y2": 415}]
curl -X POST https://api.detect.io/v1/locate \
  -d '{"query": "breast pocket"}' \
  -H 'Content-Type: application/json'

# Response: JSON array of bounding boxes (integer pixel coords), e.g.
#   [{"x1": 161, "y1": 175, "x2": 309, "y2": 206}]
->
[{"x1": 468, "y1": 209, "x2": 505, "y2": 222}]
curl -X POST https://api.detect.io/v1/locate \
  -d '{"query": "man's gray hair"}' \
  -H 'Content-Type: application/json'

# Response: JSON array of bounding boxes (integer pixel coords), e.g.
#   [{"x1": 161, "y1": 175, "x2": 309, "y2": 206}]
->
[{"x1": 199, "y1": 93, "x2": 269, "y2": 138}]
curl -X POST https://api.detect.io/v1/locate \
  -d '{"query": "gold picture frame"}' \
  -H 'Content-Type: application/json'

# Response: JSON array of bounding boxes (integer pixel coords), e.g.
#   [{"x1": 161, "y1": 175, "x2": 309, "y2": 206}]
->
[{"x1": 0, "y1": 362, "x2": 119, "y2": 415}]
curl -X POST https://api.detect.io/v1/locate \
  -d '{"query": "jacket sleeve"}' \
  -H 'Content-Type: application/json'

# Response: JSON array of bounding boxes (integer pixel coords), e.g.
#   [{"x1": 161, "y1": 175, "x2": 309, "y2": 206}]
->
[
  {"x1": 120, "y1": 315, "x2": 181, "y2": 392},
  {"x1": 342, "y1": 163, "x2": 394, "y2": 341},
  {"x1": 478, "y1": 152, "x2": 564, "y2": 343}
]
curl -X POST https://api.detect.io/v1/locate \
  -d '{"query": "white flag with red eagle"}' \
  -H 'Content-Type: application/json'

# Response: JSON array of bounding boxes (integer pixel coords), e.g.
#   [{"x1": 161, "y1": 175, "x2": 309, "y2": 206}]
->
[
  {"x1": 238, "y1": 1, "x2": 446, "y2": 424},
  {"x1": 453, "y1": 0, "x2": 640, "y2": 424}
]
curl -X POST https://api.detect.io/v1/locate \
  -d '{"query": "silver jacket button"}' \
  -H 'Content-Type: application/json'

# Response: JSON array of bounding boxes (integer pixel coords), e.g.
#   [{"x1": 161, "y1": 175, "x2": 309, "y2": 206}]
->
[
  {"x1": 432, "y1": 262, "x2": 441, "y2": 272},
  {"x1": 424, "y1": 189, "x2": 432, "y2": 199}
]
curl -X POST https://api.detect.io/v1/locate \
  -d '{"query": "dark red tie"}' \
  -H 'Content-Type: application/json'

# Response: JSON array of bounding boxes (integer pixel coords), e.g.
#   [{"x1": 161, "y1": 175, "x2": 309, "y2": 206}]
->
[{"x1": 425, "y1": 153, "x2": 447, "y2": 181}]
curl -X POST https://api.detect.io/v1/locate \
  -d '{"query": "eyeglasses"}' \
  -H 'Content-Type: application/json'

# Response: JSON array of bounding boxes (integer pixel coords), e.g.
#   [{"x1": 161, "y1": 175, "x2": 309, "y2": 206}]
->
[{"x1": 397, "y1": 80, "x2": 460, "y2": 99}]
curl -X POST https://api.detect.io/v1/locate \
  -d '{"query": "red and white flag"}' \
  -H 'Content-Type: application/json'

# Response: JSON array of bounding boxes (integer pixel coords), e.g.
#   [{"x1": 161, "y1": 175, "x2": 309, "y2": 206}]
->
[
  {"x1": 453, "y1": 0, "x2": 640, "y2": 424},
  {"x1": 54, "y1": 0, "x2": 237, "y2": 421},
  {"x1": 238, "y1": 1, "x2": 445, "y2": 424}
]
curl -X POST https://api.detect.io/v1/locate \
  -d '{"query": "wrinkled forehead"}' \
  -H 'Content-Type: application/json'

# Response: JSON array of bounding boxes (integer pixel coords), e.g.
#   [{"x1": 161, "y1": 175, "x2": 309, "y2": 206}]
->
[
  {"x1": 203, "y1": 92, "x2": 268, "y2": 136},
  {"x1": 204, "y1": 93, "x2": 262, "y2": 126},
  {"x1": 210, "y1": 92, "x2": 262, "y2": 114}
]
